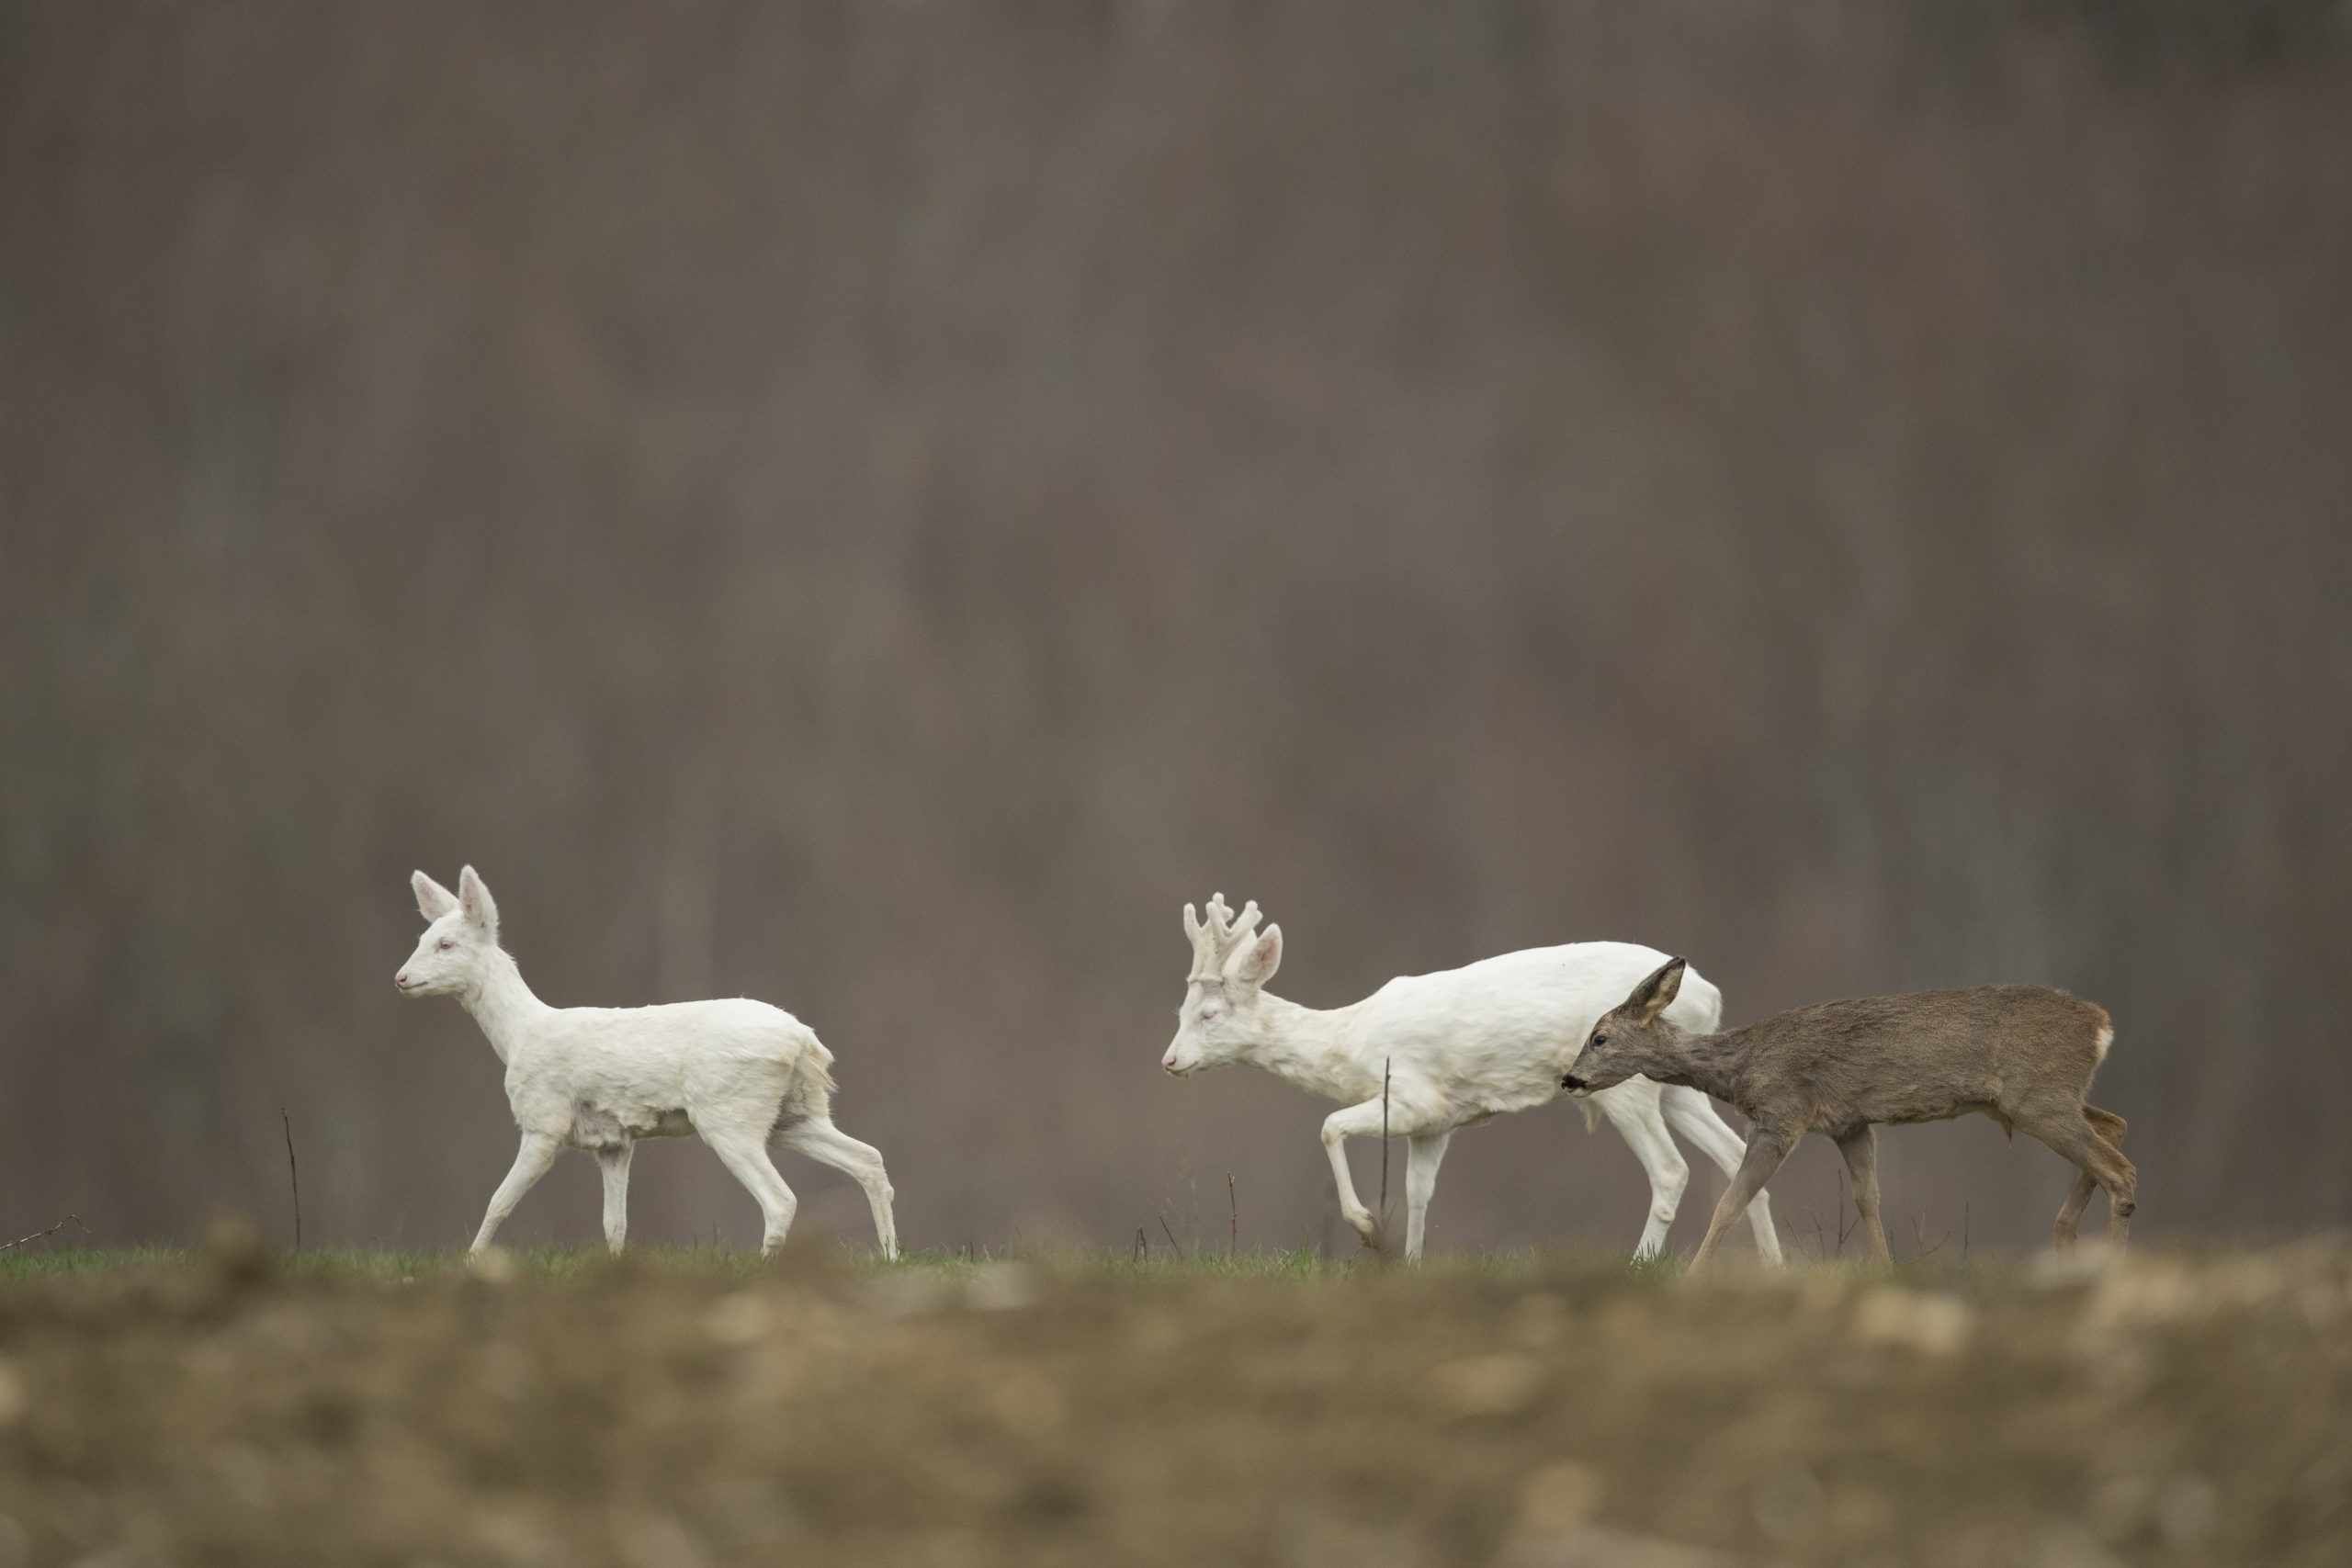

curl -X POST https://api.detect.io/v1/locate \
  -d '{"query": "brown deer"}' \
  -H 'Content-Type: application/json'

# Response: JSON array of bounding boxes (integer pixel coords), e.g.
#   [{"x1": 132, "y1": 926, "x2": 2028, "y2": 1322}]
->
[{"x1": 1560, "y1": 959, "x2": 2133, "y2": 1270}]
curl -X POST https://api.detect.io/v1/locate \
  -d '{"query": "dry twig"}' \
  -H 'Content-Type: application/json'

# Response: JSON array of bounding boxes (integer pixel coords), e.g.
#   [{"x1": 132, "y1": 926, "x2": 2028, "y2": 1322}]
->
[
  {"x1": 0, "y1": 1213, "x2": 86, "y2": 1254},
  {"x1": 281, "y1": 1107, "x2": 302, "y2": 1252}
]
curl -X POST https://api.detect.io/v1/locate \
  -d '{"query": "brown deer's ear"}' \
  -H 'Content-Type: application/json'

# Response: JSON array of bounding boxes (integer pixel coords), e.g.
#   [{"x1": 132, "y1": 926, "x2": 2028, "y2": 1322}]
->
[{"x1": 1632, "y1": 956, "x2": 1686, "y2": 1023}]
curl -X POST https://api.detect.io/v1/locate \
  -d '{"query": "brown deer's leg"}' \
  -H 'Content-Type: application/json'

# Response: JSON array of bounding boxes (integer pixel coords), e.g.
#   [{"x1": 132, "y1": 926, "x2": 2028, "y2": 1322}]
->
[
  {"x1": 2020, "y1": 1100, "x2": 2137, "y2": 1251},
  {"x1": 1833, "y1": 1125, "x2": 1893, "y2": 1264},
  {"x1": 2082, "y1": 1106, "x2": 2135, "y2": 1247},
  {"x1": 2054, "y1": 1106, "x2": 2128, "y2": 1247},
  {"x1": 2054, "y1": 1171, "x2": 2098, "y2": 1248},
  {"x1": 1689, "y1": 1124, "x2": 1796, "y2": 1274}
]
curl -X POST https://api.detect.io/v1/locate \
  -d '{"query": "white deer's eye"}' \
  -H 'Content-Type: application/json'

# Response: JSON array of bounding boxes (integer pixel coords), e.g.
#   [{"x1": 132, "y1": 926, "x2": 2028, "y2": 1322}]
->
[{"x1": 437, "y1": 939, "x2": 456, "y2": 952}]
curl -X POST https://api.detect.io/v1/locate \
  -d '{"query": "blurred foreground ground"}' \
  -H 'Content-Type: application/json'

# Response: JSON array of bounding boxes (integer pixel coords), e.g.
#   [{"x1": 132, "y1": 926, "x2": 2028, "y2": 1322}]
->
[{"x1": 0, "y1": 1240, "x2": 2346, "y2": 1567}]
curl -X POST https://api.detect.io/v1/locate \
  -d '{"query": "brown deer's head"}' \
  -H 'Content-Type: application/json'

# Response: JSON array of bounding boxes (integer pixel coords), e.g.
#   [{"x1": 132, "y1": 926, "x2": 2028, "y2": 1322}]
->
[{"x1": 1562, "y1": 956, "x2": 1688, "y2": 1093}]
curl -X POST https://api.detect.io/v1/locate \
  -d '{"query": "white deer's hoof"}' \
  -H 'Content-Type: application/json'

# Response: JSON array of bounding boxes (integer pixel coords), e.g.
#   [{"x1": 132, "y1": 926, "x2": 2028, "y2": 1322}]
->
[{"x1": 468, "y1": 1248, "x2": 518, "y2": 1285}]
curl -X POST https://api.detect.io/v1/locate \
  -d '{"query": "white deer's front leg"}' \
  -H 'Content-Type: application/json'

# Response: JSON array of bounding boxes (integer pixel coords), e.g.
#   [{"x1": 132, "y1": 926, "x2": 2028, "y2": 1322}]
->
[
  {"x1": 1321, "y1": 1096, "x2": 1426, "y2": 1250},
  {"x1": 1319, "y1": 1101, "x2": 1385, "y2": 1246},
  {"x1": 472, "y1": 1132, "x2": 561, "y2": 1255},
  {"x1": 1403, "y1": 1131, "x2": 1452, "y2": 1262},
  {"x1": 595, "y1": 1144, "x2": 634, "y2": 1255}
]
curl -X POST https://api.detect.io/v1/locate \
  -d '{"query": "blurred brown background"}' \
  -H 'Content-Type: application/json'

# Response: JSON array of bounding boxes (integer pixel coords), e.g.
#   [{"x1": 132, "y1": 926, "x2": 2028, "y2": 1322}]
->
[{"x1": 4, "y1": 1, "x2": 2347, "y2": 1259}]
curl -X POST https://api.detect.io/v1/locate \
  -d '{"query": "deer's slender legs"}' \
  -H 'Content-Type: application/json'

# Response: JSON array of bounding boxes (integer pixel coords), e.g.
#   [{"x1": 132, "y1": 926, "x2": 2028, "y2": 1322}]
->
[
  {"x1": 1320, "y1": 1096, "x2": 1438, "y2": 1252},
  {"x1": 1402, "y1": 1131, "x2": 1453, "y2": 1261},
  {"x1": 594, "y1": 1143, "x2": 634, "y2": 1255},
  {"x1": 1689, "y1": 1123, "x2": 1797, "y2": 1273},
  {"x1": 2054, "y1": 1106, "x2": 2128, "y2": 1247},
  {"x1": 2022, "y1": 1100, "x2": 2136, "y2": 1249},
  {"x1": 1595, "y1": 1091, "x2": 1690, "y2": 1258},
  {"x1": 2054, "y1": 1170, "x2": 2099, "y2": 1245},
  {"x1": 778, "y1": 1116, "x2": 899, "y2": 1259},
  {"x1": 472, "y1": 1131, "x2": 562, "y2": 1255},
  {"x1": 701, "y1": 1125, "x2": 800, "y2": 1253},
  {"x1": 1321, "y1": 1100, "x2": 1387, "y2": 1247},
  {"x1": 1659, "y1": 1085, "x2": 1784, "y2": 1265},
  {"x1": 1834, "y1": 1124, "x2": 1894, "y2": 1264}
]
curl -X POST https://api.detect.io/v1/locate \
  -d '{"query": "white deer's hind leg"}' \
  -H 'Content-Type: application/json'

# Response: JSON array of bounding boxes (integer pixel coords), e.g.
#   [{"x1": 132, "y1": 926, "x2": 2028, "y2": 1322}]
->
[
  {"x1": 1660, "y1": 1085, "x2": 1784, "y2": 1266},
  {"x1": 594, "y1": 1144, "x2": 633, "y2": 1255},
  {"x1": 778, "y1": 1117, "x2": 899, "y2": 1259},
  {"x1": 1596, "y1": 1088, "x2": 1690, "y2": 1258},
  {"x1": 472, "y1": 1132, "x2": 561, "y2": 1255},
  {"x1": 702, "y1": 1126, "x2": 800, "y2": 1253},
  {"x1": 1403, "y1": 1131, "x2": 1453, "y2": 1263}
]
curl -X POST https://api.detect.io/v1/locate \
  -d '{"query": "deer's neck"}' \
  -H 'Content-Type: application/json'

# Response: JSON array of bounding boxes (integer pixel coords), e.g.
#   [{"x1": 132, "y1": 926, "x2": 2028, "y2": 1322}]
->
[
  {"x1": 1241, "y1": 992, "x2": 1375, "y2": 1103},
  {"x1": 462, "y1": 950, "x2": 549, "y2": 1066},
  {"x1": 1660, "y1": 1028, "x2": 1746, "y2": 1105}
]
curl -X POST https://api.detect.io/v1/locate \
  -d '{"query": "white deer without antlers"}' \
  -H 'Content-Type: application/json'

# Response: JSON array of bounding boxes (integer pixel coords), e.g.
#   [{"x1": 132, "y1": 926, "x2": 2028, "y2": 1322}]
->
[
  {"x1": 395, "y1": 866, "x2": 898, "y2": 1258},
  {"x1": 1162, "y1": 895, "x2": 1783, "y2": 1263}
]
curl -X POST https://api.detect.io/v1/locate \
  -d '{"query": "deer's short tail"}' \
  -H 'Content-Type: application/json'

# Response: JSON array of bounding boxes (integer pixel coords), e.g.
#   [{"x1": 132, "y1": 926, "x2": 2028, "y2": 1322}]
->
[
  {"x1": 2084, "y1": 1006, "x2": 2116, "y2": 1100},
  {"x1": 776, "y1": 1030, "x2": 838, "y2": 1129}
]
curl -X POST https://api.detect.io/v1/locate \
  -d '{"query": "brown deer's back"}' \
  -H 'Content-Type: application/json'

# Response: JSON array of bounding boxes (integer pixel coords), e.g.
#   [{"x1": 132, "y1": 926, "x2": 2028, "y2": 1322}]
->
[{"x1": 1731, "y1": 986, "x2": 2110, "y2": 1132}]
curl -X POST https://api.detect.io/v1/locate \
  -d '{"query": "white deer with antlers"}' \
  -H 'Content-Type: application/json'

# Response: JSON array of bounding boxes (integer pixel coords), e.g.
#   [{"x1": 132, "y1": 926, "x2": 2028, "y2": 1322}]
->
[{"x1": 1162, "y1": 895, "x2": 1783, "y2": 1263}]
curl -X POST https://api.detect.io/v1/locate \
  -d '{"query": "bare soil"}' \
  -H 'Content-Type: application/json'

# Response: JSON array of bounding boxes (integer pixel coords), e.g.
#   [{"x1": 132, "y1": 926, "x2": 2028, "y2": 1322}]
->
[{"x1": 0, "y1": 1238, "x2": 2346, "y2": 1568}]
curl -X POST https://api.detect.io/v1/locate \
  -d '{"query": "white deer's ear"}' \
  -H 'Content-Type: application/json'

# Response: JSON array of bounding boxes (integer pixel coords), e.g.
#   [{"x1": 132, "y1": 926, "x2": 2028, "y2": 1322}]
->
[
  {"x1": 413, "y1": 871, "x2": 459, "y2": 922},
  {"x1": 1227, "y1": 923, "x2": 1282, "y2": 987},
  {"x1": 457, "y1": 864, "x2": 500, "y2": 940},
  {"x1": 1632, "y1": 956, "x2": 1686, "y2": 1022}
]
